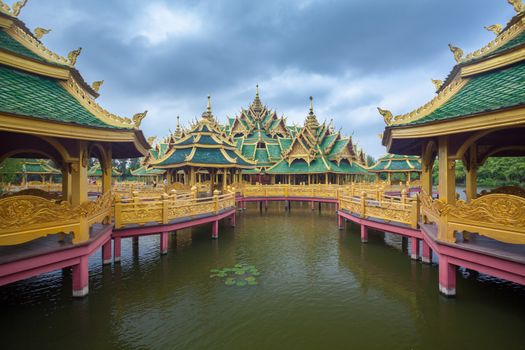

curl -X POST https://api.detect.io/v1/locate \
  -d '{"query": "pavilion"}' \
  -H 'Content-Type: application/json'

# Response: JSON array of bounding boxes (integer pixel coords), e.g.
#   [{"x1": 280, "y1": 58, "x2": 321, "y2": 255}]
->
[{"x1": 367, "y1": 154, "x2": 422, "y2": 185}]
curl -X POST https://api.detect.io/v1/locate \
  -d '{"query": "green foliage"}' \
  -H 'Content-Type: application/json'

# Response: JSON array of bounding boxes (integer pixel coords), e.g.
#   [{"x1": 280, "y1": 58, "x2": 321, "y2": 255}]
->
[
  {"x1": 431, "y1": 157, "x2": 525, "y2": 187},
  {"x1": 210, "y1": 264, "x2": 260, "y2": 287}
]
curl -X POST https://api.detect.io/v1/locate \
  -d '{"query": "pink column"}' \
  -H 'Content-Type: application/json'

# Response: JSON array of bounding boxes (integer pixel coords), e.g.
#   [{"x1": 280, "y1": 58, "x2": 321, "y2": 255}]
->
[
  {"x1": 243, "y1": 200, "x2": 247, "y2": 210},
  {"x1": 72, "y1": 256, "x2": 89, "y2": 297},
  {"x1": 114, "y1": 237, "x2": 122, "y2": 263},
  {"x1": 265, "y1": 200, "x2": 268, "y2": 210},
  {"x1": 410, "y1": 238, "x2": 420, "y2": 260},
  {"x1": 361, "y1": 225, "x2": 368, "y2": 243},
  {"x1": 310, "y1": 201, "x2": 315, "y2": 210},
  {"x1": 230, "y1": 212, "x2": 236, "y2": 227},
  {"x1": 160, "y1": 232, "x2": 169, "y2": 255},
  {"x1": 102, "y1": 240, "x2": 112, "y2": 265},
  {"x1": 438, "y1": 255, "x2": 456, "y2": 297},
  {"x1": 338, "y1": 214, "x2": 344, "y2": 230},
  {"x1": 421, "y1": 240, "x2": 432, "y2": 264},
  {"x1": 212, "y1": 220, "x2": 219, "y2": 239}
]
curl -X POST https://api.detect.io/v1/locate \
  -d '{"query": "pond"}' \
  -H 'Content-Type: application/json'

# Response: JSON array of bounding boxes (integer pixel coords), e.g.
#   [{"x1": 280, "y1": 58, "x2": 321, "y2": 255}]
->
[{"x1": 1, "y1": 202, "x2": 524, "y2": 349}]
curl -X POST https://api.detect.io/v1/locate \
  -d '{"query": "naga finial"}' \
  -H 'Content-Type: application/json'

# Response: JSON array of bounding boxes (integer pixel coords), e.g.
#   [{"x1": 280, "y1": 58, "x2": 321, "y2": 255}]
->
[
  {"x1": 34, "y1": 27, "x2": 51, "y2": 39},
  {"x1": 377, "y1": 107, "x2": 393, "y2": 126},
  {"x1": 0, "y1": 1, "x2": 11, "y2": 14},
  {"x1": 377, "y1": 133, "x2": 384, "y2": 140},
  {"x1": 91, "y1": 80, "x2": 104, "y2": 92},
  {"x1": 431, "y1": 79, "x2": 443, "y2": 92},
  {"x1": 132, "y1": 110, "x2": 148, "y2": 128},
  {"x1": 11, "y1": 0, "x2": 27, "y2": 16},
  {"x1": 484, "y1": 24, "x2": 503, "y2": 36},
  {"x1": 67, "y1": 47, "x2": 82, "y2": 66},
  {"x1": 448, "y1": 44, "x2": 463, "y2": 63},
  {"x1": 147, "y1": 136, "x2": 157, "y2": 145},
  {"x1": 507, "y1": 0, "x2": 524, "y2": 13}
]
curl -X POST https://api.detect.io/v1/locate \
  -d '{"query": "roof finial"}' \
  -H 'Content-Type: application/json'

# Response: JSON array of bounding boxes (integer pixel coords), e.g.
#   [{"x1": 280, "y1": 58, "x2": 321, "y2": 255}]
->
[
  {"x1": 11, "y1": 0, "x2": 27, "y2": 17},
  {"x1": 431, "y1": 79, "x2": 443, "y2": 92},
  {"x1": 256, "y1": 84, "x2": 259, "y2": 96},
  {"x1": 309, "y1": 96, "x2": 313, "y2": 113},
  {"x1": 448, "y1": 44, "x2": 463, "y2": 63},
  {"x1": 207, "y1": 94, "x2": 211, "y2": 113},
  {"x1": 485, "y1": 24, "x2": 503, "y2": 35},
  {"x1": 507, "y1": 0, "x2": 524, "y2": 13},
  {"x1": 34, "y1": 27, "x2": 51, "y2": 39},
  {"x1": 91, "y1": 80, "x2": 104, "y2": 92}
]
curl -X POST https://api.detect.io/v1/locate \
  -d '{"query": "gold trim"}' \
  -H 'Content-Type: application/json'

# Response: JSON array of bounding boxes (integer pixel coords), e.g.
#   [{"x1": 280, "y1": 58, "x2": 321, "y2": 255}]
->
[
  {"x1": 392, "y1": 78, "x2": 469, "y2": 125},
  {"x1": 461, "y1": 46, "x2": 525, "y2": 77},
  {"x1": 0, "y1": 49, "x2": 70, "y2": 79},
  {"x1": 462, "y1": 17, "x2": 524, "y2": 63},
  {"x1": 389, "y1": 107, "x2": 525, "y2": 139},
  {"x1": 59, "y1": 78, "x2": 134, "y2": 129}
]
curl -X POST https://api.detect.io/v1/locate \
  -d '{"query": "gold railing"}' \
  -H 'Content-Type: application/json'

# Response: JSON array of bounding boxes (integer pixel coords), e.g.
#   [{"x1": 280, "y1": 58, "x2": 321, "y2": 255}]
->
[
  {"x1": 0, "y1": 191, "x2": 112, "y2": 246},
  {"x1": 114, "y1": 190, "x2": 236, "y2": 229},
  {"x1": 241, "y1": 184, "x2": 342, "y2": 199},
  {"x1": 420, "y1": 191, "x2": 525, "y2": 244},
  {"x1": 339, "y1": 190, "x2": 419, "y2": 228}
]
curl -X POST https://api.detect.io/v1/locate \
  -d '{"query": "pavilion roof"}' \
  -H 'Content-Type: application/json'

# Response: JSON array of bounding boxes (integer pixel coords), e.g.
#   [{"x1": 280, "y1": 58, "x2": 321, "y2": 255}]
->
[
  {"x1": 130, "y1": 165, "x2": 166, "y2": 177},
  {"x1": 0, "y1": 159, "x2": 61, "y2": 175},
  {"x1": 266, "y1": 156, "x2": 368, "y2": 175},
  {"x1": 368, "y1": 154, "x2": 421, "y2": 173},
  {"x1": 0, "y1": 8, "x2": 149, "y2": 158},
  {"x1": 88, "y1": 163, "x2": 122, "y2": 177}
]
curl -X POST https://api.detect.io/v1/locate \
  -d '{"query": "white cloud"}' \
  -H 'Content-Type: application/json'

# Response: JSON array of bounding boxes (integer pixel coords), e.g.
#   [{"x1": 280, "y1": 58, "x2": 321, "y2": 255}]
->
[{"x1": 133, "y1": 3, "x2": 203, "y2": 45}]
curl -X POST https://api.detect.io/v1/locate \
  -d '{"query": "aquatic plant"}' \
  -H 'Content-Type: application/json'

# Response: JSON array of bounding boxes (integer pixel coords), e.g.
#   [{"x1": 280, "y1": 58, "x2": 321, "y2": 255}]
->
[{"x1": 209, "y1": 263, "x2": 260, "y2": 287}]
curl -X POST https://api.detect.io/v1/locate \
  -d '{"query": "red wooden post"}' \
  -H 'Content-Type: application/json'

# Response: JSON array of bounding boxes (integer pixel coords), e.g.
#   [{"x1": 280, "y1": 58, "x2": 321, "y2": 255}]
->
[
  {"x1": 212, "y1": 220, "x2": 219, "y2": 239},
  {"x1": 421, "y1": 239, "x2": 432, "y2": 264},
  {"x1": 338, "y1": 214, "x2": 344, "y2": 230},
  {"x1": 439, "y1": 255, "x2": 456, "y2": 297},
  {"x1": 102, "y1": 240, "x2": 112, "y2": 265},
  {"x1": 361, "y1": 225, "x2": 368, "y2": 243},
  {"x1": 411, "y1": 238, "x2": 420, "y2": 260},
  {"x1": 72, "y1": 255, "x2": 89, "y2": 297},
  {"x1": 114, "y1": 237, "x2": 122, "y2": 263},
  {"x1": 160, "y1": 232, "x2": 169, "y2": 255}
]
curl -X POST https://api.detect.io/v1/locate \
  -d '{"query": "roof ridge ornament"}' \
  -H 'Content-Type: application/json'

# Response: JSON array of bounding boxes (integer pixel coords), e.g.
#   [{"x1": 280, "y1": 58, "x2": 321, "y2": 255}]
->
[
  {"x1": 67, "y1": 47, "x2": 82, "y2": 66},
  {"x1": 11, "y1": 0, "x2": 27, "y2": 16},
  {"x1": 431, "y1": 79, "x2": 443, "y2": 92},
  {"x1": 91, "y1": 80, "x2": 104, "y2": 92},
  {"x1": 484, "y1": 24, "x2": 503, "y2": 36},
  {"x1": 377, "y1": 107, "x2": 393, "y2": 125},
  {"x1": 132, "y1": 110, "x2": 148, "y2": 128},
  {"x1": 34, "y1": 27, "x2": 51, "y2": 40},
  {"x1": 448, "y1": 44, "x2": 464, "y2": 63},
  {"x1": 507, "y1": 0, "x2": 524, "y2": 13}
]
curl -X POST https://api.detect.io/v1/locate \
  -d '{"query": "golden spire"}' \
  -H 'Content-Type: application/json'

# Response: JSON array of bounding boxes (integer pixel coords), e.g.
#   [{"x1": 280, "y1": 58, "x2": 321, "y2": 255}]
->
[
  {"x1": 34, "y1": 27, "x2": 51, "y2": 40},
  {"x1": 305, "y1": 96, "x2": 319, "y2": 132},
  {"x1": 507, "y1": 0, "x2": 524, "y2": 13},
  {"x1": 448, "y1": 44, "x2": 464, "y2": 63},
  {"x1": 484, "y1": 24, "x2": 503, "y2": 35},
  {"x1": 309, "y1": 96, "x2": 313, "y2": 113},
  {"x1": 251, "y1": 84, "x2": 263, "y2": 118},
  {"x1": 431, "y1": 79, "x2": 443, "y2": 92},
  {"x1": 202, "y1": 95, "x2": 215, "y2": 121},
  {"x1": 175, "y1": 116, "x2": 182, "y2": 138},
  {"x1": 91, "y1": 80, "x2": 104, "y2": 92}
]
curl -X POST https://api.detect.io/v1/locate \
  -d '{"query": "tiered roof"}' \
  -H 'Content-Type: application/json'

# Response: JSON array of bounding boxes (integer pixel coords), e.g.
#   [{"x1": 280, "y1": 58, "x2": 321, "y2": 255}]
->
[
  {"x1": 130, "y1": 165, "x2": 166, "y2": 177},
  {"x1": 0, "y1": 4, "x2": 149, "y2": 158},
  {"x1": 149, "y1": 96, "x2": 256, "y2": 170},
  {"x1": 88, "y1": 162, "x2": 122, "y2": 177},
  {"x1": 0, "y1": 159, "x2": 60, "y2": 175},
  {"x1": 382, "y1": 7, "x2": 525, "y2": 155},
  {"x1": 368, "y1": 154, "x2": 422, "y2": 173}
]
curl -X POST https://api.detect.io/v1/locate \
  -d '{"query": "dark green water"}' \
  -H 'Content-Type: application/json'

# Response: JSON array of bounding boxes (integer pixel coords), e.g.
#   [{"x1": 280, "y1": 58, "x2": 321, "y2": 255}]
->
[{"x1": 1, "y1": 202, "x2": 524, "y2": 349}]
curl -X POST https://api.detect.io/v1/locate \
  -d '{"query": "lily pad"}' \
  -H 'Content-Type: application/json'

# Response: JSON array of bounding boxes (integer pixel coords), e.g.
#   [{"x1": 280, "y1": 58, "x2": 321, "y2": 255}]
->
[
  {"x1": 245, "y1": 276, "x2": 256, "y2": 282},
  {"x1": 225, "y1": 278, "x2": 236, "y2": 286},
  {"x1": 236, "y1": 280, "x2": 247, "y2": 287},
  {"x1": 247, "y1": 281, "x2": 258, "y2": 286}
]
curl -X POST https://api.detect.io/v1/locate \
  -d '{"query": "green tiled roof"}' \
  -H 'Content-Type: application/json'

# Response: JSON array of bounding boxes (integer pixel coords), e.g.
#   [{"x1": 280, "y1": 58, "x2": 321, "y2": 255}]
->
[
  {"x1": 131, "y1": 166, "x2": 165, "y2": 176},
  {"x1": 255, "y1": 149, "x2": 270, "y2": 164},
  {"x1": 329, "y1": 160, "x2": 369, "y2": 174},
  {"x1": 278, "y1": 138, "x2": 293, "y2": 152},
  {"x1": 154, "y1": 148, "x2": 193, "y2": 166},
  {"x1": 267, "y1": 158, "x2": 329, "y2": 174},
  {"x1": 267, "y1": 144, "x2": 282, "y2": 159},
  {"x1": 0, "y1": 65, "x2": 124, "y2": 129},
  {"x1": 88, "y1": 163, "x2": 122, "y2": 177},
  {"x1": 0, "y1": 29, "x2": 58, "y2": 65},
  {"x1": 241, "y1": 144, "x2": 256, "y2": 159},
  {"x1": 489, "y1": 31, "x2": 525, "y2": 56},
  {"x1": 327, "y1": 139, "x2": 348, "y2": 156},
  {"x1": 401, "y1": 62, "x2": 525, "y2": 126},
  {"x1": 368, "y1": 154, "x2": 421, "y2": 172}
]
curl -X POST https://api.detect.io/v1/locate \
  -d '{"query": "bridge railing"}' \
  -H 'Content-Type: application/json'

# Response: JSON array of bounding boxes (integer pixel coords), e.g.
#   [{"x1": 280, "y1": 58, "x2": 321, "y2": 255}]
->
[
  {"x1": 241, "y1": 184, "x2": 342, "y2": 199},
  {"x1": 114, "y1": 190, "x2": 236, "y2": 229},
  {"x1": 0, "y1": 191, "x2": 112, "y2": 246},
  {"x1": 339, "y1": 190, "x2": 419, "y2": 228},
  {"x1": 420, "y1": 189, "x2": 525, "y2": 244}
]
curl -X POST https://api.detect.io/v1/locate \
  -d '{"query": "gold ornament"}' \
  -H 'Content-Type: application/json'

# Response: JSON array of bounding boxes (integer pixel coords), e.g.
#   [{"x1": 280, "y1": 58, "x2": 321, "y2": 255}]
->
[
  {"x1": 377, "y1": 107, "x2": 393, "y2": 125},
  {"x1": 91, "y1": 80, "x2": 104, "y2": 92},
  {"x1": 34, "y1": 27, "x2": 51, "y2": 39},
  {"x1": 67, "y1": 47, "x2": 82, "y2": 66},
  {"x1": 484, "y1": 24, "x2": 503, "y2": 35},
  {"x1": 11, "y1": 0, "x2": 27, "y2": 16},
  {"x1": 132, "y1": 110, "x2": 148, "y2": 128},
  {"x1": 431, "y1": 79, "x2": 443, "y2": 92},
  {"x1": 507, "y1": 0, "x2": 524, "y2": 13},
  {"x1": 448, "y1": 44, "x2": 464, "y2": 63}
]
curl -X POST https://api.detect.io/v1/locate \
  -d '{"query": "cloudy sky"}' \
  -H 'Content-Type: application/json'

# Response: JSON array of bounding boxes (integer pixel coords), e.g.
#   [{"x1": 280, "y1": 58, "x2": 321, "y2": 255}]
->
[{"x1": 17, "y1": 0, "x2": 515, "y2": 158}]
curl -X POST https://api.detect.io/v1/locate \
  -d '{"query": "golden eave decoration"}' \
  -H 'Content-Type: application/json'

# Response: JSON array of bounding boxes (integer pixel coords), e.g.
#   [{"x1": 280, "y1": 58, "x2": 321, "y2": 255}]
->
[
  {"x1": 91, "y1": 80, "x2": 104, "y2": 92},
  {"x1": 34, "y1": 27, "x2": 51, "y2": 39},
  {"x1": 508, "y1": 0, "x2": 524, "y2": 13},
  {"x1": 132, "y1": 110, "x2": 148, "y2": 128},
  {"x1": 0, "y1": 0, "x2": 27, "y2": 17}
]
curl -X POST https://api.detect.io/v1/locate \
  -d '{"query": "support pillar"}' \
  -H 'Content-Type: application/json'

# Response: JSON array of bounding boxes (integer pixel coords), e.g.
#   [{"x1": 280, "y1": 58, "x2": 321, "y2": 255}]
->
[
  {"x1": 71, "y1": 141, "x2": 89, "y2": 244},
  {"x1": 114, "y1": 237, "x2": 122, "y2": 262},
  {"x1": 410, "y1": 238, "x2": 419, "y2": 260},
  {"x1": 360, "y1": 225, "x2": 368, "y2": 243},
  {"x1": 102, "y1": 240, "x2": 112, "y2": 265},
  {"x1": 160, "y1": 232, "x2": 169, "y2": 255},
  {"x1": 310, "y1": 201, "x2": 315, "y2": 210},
  {"x1": 72, "y1": 255, "x2": 89, "y2": 297},
  {"x1": 465, "y1": 144, "x2": 478, "y2": 203},
  {"x1": 230, "y1": 212, "x2": 236, "y2": 227},
  {"x1": 61, "y1": 166, "x2": 72, "y2": 203},
  {"x1": 212, "y1": 220, "x2": 219, "y2": 239},
  {"x1": 421, "y1": 239, "x2": 431, "y2": 264},
  {"x1": 438, "y1": 256, "x2": 456, "y2": 297},
  {"x1": 338, "y1": 214, "x2": 344, "y2": 230}
]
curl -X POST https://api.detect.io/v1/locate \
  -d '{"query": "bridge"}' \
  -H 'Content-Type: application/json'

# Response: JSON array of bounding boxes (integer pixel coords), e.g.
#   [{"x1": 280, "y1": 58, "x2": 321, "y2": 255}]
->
[{"x1": 0, "y1": 183, "x2": 524, "y2": 297}]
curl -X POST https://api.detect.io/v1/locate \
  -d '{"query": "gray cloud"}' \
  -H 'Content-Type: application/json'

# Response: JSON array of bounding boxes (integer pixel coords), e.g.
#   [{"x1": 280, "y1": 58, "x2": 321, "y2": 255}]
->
[{"x1": 18, "y1": 0, "x2": 514, "y2": 157}]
